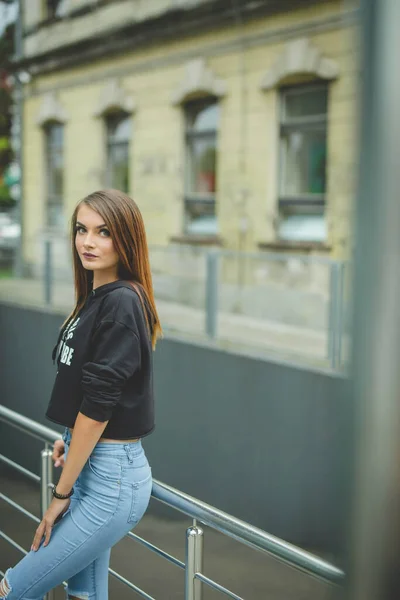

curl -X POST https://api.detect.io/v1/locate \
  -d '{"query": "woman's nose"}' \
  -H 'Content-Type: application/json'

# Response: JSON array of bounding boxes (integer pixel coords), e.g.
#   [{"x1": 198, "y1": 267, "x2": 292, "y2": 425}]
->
[{"x1": 83, "y1": 233, "x2": 95, "y2": 248}]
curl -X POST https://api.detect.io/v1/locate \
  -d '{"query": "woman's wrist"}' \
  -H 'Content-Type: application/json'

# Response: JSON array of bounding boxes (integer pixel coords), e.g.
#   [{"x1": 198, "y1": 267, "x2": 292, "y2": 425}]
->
[{"x1": 52, "y1": 485, "x2": 74, "y2": 499}]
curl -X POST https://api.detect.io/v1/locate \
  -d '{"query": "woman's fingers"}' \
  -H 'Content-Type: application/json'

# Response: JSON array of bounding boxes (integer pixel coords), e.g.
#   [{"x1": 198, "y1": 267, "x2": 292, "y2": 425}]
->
[
  {"x1": 52, "y1": 439, "x2": 66, "y2": 467},
  {"x1": 31, "y1": 522, "x2": 45, "y2": 552},
  {"x1": 54, "y1": 453, "x2": 65, "y2": 468},
  {"x1": 43, "y1": 523, "x2": 52, "y2": 547},
  {"x1": 31, "y1": 519, "x2": 54, "y2": 551}
]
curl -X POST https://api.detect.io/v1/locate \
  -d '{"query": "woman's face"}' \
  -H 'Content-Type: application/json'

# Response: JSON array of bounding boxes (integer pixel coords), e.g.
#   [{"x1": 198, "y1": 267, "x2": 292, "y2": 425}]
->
[{"x1": 75, "y1": 204, "x2": 119, "y2": 280}]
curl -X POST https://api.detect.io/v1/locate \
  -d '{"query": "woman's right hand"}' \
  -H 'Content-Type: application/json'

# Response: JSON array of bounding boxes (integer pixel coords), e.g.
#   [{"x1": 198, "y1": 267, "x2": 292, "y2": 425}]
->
[{"x1": 52, "y1": 439, "x2": 66, "y2": 468}]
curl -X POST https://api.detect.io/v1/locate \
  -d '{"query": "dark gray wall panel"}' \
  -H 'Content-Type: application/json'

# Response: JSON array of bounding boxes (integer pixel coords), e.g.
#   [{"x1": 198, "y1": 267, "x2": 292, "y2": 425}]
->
[{"x1": 0, "y1": 302, "x2": 349, "y2": 556}]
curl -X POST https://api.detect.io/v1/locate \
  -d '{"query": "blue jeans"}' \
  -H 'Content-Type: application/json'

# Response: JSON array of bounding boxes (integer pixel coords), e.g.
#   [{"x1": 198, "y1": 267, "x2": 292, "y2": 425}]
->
[{"x1": 2, "y1": 427, "x2": 152, "y2": 599}]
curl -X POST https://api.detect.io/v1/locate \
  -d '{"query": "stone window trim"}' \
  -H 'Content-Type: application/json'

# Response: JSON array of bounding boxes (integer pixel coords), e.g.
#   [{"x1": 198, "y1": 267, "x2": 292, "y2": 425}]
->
[
  {"x1": 258, "y1": 240, "x2": 331, "y2": 253},
  {"x1": 260, "y1": 37, "x2": 339, "y2": 91},
  {"x1": 93, "y1": 79, "x2": 136, "y2": 118},
  {"x1": 172, "y1": 58, "x2": 226, "y2": 106},
  {"x1": 170, "y1": 234, "x2": 224, "y2": 247},
  {"x1": 36, "y1": 92, "x2": 68, "y2": 127}
]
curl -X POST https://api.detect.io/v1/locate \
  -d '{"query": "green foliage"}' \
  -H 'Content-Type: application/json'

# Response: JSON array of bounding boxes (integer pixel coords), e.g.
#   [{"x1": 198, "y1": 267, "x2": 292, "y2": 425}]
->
[
  {"x1": 0, "y1": 20, "x2": 14, "y2": 69},
  {"x1": 0, "y1": 20, "x2": 14, "y2": 174},
  {"x1": 0, "y1": 137, "x2": 10, "y2": 151},
  {"x1": 0, "y1": 182, "x2": 15, "y2": 206}
]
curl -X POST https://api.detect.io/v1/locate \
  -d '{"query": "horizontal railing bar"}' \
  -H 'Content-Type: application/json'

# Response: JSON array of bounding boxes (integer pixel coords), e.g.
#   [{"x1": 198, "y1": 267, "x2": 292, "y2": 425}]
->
[
  {"x1": 195, "y1": 572, "x2": 243, "y2": 600},
  {"x1": 0, "y1": 531, "x2": 28, "y2": 556},
  {"x1": 0, "y1": 405, "x2": 344, "y2": 586},
  {"x1": 0, "y1": 419, "x2": 59, "y2": 445},
  {"x1": 152, "y1": 481, "x2": 344, "y2": 585},
  {"x1": 0, "y1": 406, "x2": 61, "y2": 444},
  {"x1": 0, "y1": 453, "x2": 41, "y2": 483},
  {"x1": 149, "y1": 244, "x2": 344, "y2": 266},
  {"x1": 109, "y1": 568, "x2": 156, "y2": 600},
  {"x1": 0, "y1": 493, "x2": 41, "y2": 523},
  {"x1": 127, "y1": 531, "x2": 185, "y2": 569}
]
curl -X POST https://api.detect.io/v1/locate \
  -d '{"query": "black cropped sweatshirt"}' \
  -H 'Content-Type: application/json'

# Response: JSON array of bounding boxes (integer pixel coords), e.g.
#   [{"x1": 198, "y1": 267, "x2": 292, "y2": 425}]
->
[{"x1": 45, "y1": 280, "x2": 155, "y2": 439}]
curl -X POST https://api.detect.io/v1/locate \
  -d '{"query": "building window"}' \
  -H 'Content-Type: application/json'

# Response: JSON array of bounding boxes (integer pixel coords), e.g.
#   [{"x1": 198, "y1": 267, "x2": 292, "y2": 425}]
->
[
  {"x1": 45, "y1": 0, "x2": 63, "y2": 19},
  {"x1": 45, "y1": 122, "x2": 64, "y2": 228},
  {"x1": 184, "y1": 98, "x2": 219, "y2": 235},
  {"x1": 106, "y1": 113, "x2": 131, "y2": 193},
  {"x1": 278, "y1": 84, "x2": 328, "y2": 242}
]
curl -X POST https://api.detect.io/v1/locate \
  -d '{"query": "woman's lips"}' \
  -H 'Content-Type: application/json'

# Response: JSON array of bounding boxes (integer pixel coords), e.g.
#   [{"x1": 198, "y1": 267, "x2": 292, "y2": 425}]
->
[{"x1": 82, "y1": 253, "x2": 98, "y2": 259}]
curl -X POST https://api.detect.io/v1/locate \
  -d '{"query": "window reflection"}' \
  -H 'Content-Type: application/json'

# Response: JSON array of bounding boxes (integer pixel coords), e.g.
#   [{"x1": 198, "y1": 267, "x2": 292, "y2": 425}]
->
[
  {"x1": 185, "y1": 99, "x2": 219, "y2": 235},
  {"x1": 45, "y1": 122, "x2": 64, "y2": 229},
  {"x1": 106, "y1": 113, "x2": 131, "y2": 193}
]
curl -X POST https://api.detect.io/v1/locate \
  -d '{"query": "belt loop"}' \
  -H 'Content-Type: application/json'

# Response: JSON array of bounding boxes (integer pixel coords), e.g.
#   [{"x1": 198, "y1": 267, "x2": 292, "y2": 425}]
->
[{"x1": 124, "y1": 444, "x2": 133, "y2": 463}]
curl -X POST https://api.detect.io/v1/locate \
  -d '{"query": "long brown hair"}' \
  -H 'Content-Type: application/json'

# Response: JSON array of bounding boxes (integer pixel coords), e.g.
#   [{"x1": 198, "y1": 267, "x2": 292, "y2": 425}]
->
[{"x1": 64, "y1": 189, "x2": 162, "y2": 349}]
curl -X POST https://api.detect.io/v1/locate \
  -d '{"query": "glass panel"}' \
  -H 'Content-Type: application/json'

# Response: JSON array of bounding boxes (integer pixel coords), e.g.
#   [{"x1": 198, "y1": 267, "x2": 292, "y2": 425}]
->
[
  {"x1": 107, "y1": 115, "x2": 131, "y2": 143},
  {"x1": 281, "y1": 129, "x2": 326, "y2": 195},
  {"x1": 108, "y1": 143, "x2": 129, "y2": 192},
  {"x1": 185, "y1": 200, "x2": 217, "y2": 235},
  {"x1": 186, "y1": 101, "x2": 219, "y2": 132},
  {"x1": 186, "y1": 137, "x2": 217, "y2": 194},
  {"x1": 284, "y1": 87, "x2": 327, "y2": 120}
]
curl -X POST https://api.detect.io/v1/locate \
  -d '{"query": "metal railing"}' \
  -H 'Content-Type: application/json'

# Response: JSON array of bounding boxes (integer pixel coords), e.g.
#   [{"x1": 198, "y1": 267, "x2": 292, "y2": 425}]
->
[{"x1": 0, "y1": 405, "x2": 344, "y2": 598}]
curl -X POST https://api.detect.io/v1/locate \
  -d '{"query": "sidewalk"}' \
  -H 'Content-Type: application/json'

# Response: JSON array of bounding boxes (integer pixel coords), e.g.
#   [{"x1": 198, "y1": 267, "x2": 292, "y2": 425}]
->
[{"x1": 0, "y1": 277, "x2": 333, "y2": 370}]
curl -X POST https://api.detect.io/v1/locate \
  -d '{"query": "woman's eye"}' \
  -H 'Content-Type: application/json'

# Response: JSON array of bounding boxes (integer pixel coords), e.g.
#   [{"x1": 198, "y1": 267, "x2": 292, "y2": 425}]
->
[
  {"x1": 100, "y1": 229, "x2": 110, "y2": 237},
  {"x1": 76, "y1": 226, "x2": 85, "y2": 234}
]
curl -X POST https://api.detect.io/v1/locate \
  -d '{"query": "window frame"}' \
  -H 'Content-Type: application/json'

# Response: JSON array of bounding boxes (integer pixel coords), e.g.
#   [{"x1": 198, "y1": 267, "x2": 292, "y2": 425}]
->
[
  {"x1": 44, "y1": 0, "x2": 62, "y2": 20},
  {"x1": 184, "y1": 97, "x2": 219, "y2": 235},
  {"x1": 105, "y1": 111, "x2": 131, "y2": 194},
  {"x1": 278, "y1": 82, "x2": 328, "y2": 210}
]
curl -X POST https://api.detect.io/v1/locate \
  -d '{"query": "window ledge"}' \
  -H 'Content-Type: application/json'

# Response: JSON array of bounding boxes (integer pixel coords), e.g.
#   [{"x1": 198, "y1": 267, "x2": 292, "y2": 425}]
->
[
  {"x1": 258, "y1": 240, "x2": 331, "y2": 253},
  {"x1": 170, "y1": 234, "x2": 223, "y2": 247}
]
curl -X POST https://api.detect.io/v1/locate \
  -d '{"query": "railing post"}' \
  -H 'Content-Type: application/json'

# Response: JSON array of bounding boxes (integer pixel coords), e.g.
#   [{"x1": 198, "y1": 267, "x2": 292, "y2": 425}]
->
[
  {"x1": 336, "y1": 262, "x2": 345, "y2": 369},
  {"x1": 205, "y1": 251, "x2": 219, "y2": 339},
  {"x1": 44, "y1": 239, "x2": 52, "y2": 306},
  {"x1": 40, "y1": 448, "x2": 53, "y2": 517},
  {"x1": 185, "y1": 525, "x2": 204, "y2": 600},
  {"x1": 41, "y1": 447, "x2": 55, "y2": 600},
  {"x1": 328, "y1": 261, "x2": 344, "y2": 370}
]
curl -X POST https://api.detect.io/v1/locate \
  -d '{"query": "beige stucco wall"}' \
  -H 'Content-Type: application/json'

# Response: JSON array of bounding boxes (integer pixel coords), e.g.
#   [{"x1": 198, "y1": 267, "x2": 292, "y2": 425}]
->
[{"x1": 22, "y1": 0, "x2": 359, "y2": 269}]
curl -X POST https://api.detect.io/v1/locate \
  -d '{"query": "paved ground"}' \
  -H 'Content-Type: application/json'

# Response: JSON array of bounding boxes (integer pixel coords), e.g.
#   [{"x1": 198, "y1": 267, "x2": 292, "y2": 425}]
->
[
  {"x1": 0, "y1": 277, "x2": 339, "y2": 371},
  {"x1": 0, "y1": 463, "x2": 337, "y2": 600}
]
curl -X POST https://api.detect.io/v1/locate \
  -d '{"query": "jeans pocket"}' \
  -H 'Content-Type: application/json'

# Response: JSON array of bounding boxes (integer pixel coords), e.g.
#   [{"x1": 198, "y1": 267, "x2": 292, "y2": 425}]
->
[
  {"x1": 127, "y1": 472, "x2": 152, "y2": 525},
  {"x1": 88, "y1": 455, "x2": 122, "y2": 483}
]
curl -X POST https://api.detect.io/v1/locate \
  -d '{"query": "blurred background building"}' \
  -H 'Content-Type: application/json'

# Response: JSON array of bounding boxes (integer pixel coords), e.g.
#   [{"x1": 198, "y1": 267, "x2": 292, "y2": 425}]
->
[
  {"x1": 14, "y1": 0, "x2": 358, "y2": 277},
  {"x1": 3, "y1": 2, "x2": 400, "y2": 598}
]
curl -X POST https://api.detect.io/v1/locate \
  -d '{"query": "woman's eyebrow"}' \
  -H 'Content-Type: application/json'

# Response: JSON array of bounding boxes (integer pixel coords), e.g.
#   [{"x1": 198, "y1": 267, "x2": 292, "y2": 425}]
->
[{"x1": 76, "y1": 221, "x2": 107, "y2": 229}]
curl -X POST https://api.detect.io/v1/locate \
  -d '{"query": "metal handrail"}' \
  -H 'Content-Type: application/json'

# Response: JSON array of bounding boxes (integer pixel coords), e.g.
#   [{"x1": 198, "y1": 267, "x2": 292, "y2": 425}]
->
[
  {"x1": 151, "y1": 480, "x2": 343, "y2": 583},
  {"x1": 0, "y1": 405, "x2": 345, "y2": 597}
]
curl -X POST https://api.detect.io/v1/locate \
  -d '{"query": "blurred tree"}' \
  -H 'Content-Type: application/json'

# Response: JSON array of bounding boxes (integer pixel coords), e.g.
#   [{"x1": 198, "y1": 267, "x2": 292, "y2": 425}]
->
[{"x1": 0, "y1": 14, "x2": 15, "y2": 206}]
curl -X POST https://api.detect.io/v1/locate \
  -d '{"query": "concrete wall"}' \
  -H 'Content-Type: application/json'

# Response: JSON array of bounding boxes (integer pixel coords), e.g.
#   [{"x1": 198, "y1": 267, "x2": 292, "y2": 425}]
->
[{"x1": 0, "y1": 301, "x2": 349, "y2": 557}]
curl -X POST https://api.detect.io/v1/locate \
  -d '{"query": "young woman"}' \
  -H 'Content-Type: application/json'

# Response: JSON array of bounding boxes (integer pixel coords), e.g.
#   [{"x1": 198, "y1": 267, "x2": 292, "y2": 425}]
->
[{"x1": 0, "y1": 189, "x2": 161, "y2": 599}]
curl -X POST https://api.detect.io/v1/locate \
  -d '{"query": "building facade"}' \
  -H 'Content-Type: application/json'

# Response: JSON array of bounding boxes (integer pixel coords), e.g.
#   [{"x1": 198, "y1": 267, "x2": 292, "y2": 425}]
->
[{"x1": 18, "y1": 0, "x2": 359, "y2": 274}]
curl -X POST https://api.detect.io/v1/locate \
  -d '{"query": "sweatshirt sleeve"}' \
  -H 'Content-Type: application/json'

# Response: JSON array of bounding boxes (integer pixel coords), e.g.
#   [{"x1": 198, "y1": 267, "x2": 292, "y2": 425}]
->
[{"x1": 79, "y1": 320, "x2": 141, "y2": 422}]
